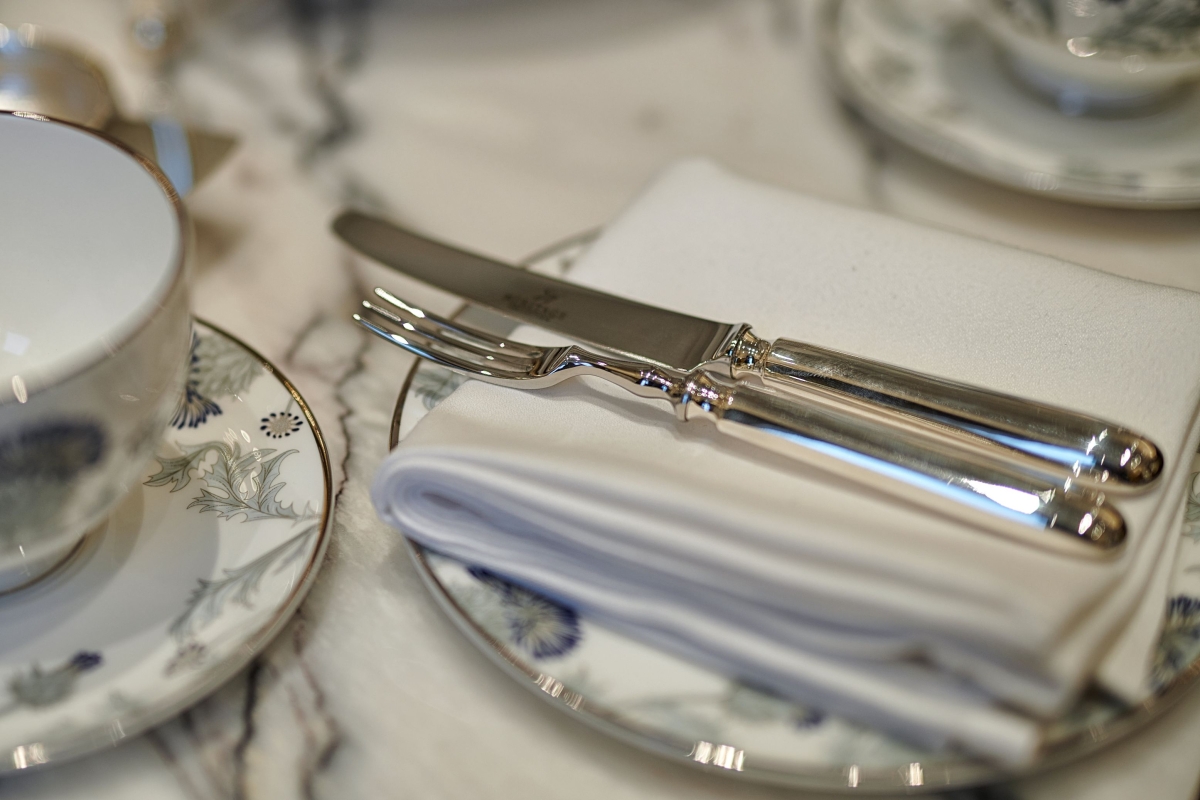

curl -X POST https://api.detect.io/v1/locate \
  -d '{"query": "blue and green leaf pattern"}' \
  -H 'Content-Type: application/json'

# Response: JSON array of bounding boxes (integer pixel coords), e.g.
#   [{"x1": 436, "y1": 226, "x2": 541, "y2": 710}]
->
[
  {"x1": 0, "y1": 322, "x2": 326, "y2": 742},
  {"x1": 148, "y1": 326, "x2": 322, "y2": 661},
  {"x1": 0, "y1": 652, "x2": 103, "y2": 715},
  {"x1": 467, "y1": 567, "x2": 582, "y2": 659}
]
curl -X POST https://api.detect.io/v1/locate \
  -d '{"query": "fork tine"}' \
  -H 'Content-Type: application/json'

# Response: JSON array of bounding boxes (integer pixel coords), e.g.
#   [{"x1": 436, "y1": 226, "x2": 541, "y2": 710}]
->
[
  {"x1": 357, "y1": 304, "x2": 494, "y2": 366},
  {"x1": 366, "y1": 295, "x2": 535, "y2": 367},
  {"x1": 361, "y1": 300, "x2": 535, "y2": 368},
  {"x1": 372, "y1": 287, "x2": 543, "y2": 360},
  {"x1": 354, "y1": 313, "x2": 534, "y2": 381}
]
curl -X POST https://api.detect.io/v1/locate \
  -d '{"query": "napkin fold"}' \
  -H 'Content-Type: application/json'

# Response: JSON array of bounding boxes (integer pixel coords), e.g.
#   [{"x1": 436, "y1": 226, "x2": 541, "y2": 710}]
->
[{"x1": 373, "y1": 161, "x2": 1200, "y2": 764}]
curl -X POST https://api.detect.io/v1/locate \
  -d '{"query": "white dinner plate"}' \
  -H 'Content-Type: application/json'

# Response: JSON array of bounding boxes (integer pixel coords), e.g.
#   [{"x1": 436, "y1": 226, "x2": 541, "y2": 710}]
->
[{"x1": 386, "y1": 235, "x2": 1200, "y2": 793}]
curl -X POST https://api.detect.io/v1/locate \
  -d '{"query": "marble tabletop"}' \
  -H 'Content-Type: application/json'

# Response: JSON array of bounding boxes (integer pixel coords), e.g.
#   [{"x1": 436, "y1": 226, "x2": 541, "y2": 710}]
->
[{"x1": 2, "y1": 1, "x2": 1199, "y2": 798}]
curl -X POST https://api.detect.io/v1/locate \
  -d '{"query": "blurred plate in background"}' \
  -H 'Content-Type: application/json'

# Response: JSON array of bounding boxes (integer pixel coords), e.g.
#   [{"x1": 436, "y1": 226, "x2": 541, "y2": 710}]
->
[{"x1": 817, "y1": 0, "x2": 1200, "y2": 209}]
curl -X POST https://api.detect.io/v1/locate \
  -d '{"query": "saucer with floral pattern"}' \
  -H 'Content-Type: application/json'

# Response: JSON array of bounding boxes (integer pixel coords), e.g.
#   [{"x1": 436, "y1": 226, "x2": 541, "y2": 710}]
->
[
  {"x1": 818, "y1": 0, "x2": 1200, "y2": 209},
  {"x1": 0, "y1": 320, "x2": 331, "y2": 772},
  {"x1": 388, "y1": 236, "x2": 1200, "y2": 794}
]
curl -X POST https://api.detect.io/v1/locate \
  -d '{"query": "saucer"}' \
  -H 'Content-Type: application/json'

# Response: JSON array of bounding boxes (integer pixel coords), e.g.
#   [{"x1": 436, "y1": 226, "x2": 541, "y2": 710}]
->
[
  {"x1": 0, "y1": 320, "x2": 331, "y2": 772},
  {"x1": 817, "y1": 0, "x2": 1200, "y2": 209},
  {"x1": 388, "y1": 237, "x2": 1200, "y2": 793}
]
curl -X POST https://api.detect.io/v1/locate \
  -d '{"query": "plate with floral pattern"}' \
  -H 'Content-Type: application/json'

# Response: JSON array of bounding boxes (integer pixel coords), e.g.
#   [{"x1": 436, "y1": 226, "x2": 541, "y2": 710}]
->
[
  {"x1": 818, "y1": 0, "x2": 1200, "y2": 209},
  {"x1": 0, "y1": 320, "x2": 331, "y2": 772},
  {"x1": 387, "y1": 237, "x2": 1200, "y2": 794}
]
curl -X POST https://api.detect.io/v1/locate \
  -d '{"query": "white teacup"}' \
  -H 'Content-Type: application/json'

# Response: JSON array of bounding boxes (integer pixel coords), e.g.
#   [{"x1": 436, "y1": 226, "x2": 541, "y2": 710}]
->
[
  {"x1": 0, "y1": 111, "x2": 190, "y2": 591},
  {"x1": 975, "y1": 0, "x2": 1200, "y2": 114}
]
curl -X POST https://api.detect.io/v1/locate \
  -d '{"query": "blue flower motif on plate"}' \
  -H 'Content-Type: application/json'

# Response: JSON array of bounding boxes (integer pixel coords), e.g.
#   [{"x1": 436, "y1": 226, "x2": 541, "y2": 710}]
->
[
  {"x1": 172, "y1": 384, "x2": 223, "y2": 430},
  {"x1": 1151, "y1": 595, "x2": 1200, "y2": 692},
  {"x1": 795, "y1": 707, "x2": 825, "y2": 729},
  {"x1": 468, "y1": 567, "x2": 582, "y2": 659},
  {"x1": 260, "y1": 411, "x2": 304, "y2": 439},
  {"x1": 4, "y1": 651, "x2": 103, "y2": 711},
  {"x1": 68, "y1": 652, "x2": 102, "y2": 671},
  {"x1": 172, "y1": 333, "x2": 222, "y2": 429}
]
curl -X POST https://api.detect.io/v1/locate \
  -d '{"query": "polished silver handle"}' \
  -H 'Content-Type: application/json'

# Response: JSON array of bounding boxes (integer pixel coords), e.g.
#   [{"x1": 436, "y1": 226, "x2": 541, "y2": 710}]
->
[
  {"x1": 541, "y1": 350, "x2": 1126, "y2": 555},
  {"x1": 726, "y1": 333, "x2": 1161, "y2": 491},
  {"x1": 673, "y1": 371, "x2": 1125, "y2": 556}
]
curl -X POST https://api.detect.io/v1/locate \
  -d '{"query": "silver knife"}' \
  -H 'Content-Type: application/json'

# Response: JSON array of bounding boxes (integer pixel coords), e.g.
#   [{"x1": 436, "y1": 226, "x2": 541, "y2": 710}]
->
[{"x1": 333, "y1": 211, "x2": 1162, "y2": 490}]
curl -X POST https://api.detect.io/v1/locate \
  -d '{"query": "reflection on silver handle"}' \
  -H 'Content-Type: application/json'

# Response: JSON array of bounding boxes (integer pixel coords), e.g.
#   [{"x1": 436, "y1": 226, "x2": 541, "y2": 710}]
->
[
  {"x1": 726, "y1": 332, "x2": 1161, "y2": 491},
  {"x1": 673, "y1": 371, "x2": 1125, "y2": 556},
  {"x1": 540, "y1": 352, "x2": 1125, "y2": 556}
]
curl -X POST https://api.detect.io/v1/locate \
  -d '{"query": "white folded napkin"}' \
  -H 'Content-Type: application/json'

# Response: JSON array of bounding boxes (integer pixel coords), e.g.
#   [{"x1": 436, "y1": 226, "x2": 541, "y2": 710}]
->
[{"x1": 372, "y1": 160, "x2": 1200, "y2": 765}]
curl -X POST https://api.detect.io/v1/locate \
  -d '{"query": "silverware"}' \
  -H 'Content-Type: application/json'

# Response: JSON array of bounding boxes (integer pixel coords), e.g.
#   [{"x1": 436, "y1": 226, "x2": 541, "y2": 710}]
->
[
  {"x1": 0, "y1": 24, "x2": 236, "y2": 193},
  {"x1": 356, "y1": 287, "x2": 1125, "y2": 555},
  {"x1": 332, "y1": 212, "x2": 1163, "y2": 491}
]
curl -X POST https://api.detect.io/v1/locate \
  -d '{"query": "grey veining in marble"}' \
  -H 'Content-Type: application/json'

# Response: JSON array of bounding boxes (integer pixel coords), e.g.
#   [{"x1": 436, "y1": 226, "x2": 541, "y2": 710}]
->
[{"x1": 0, "y1": 1, "x2": 1198, "y2": 798}]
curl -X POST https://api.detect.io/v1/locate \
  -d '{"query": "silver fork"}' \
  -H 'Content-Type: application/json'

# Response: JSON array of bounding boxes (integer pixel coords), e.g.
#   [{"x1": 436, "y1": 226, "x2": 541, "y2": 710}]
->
[{"x1": 356, "y1": 287, "x2": 1126, "y2": 556}]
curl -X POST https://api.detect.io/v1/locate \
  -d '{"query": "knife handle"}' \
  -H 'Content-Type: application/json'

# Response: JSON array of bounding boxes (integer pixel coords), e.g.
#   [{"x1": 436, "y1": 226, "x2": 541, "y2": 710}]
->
[
  {"x1": 725, "y1": 331, "x2": 1162, "y2": 490},
  {"x1": 674, "y1": 371, "x2": 1125, "y2": 555}
]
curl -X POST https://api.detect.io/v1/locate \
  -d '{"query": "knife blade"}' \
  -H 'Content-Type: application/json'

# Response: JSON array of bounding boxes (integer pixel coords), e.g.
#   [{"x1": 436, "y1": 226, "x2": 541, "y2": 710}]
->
[
  {"x1": 334, "y1": 210, "x2": 1162, "y2": 490},
  {"x1": 337, "y1": 211, "x2": 739, "y2": 372}
]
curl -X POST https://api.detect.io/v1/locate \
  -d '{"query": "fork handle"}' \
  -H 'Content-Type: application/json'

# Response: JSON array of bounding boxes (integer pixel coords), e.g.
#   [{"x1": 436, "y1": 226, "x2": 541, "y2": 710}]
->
[
  {"x1": 727, "y1": 332, "x2": 1161, "y2": 490},
  {"x1": 672, "y1": 370, "x2": 1124, "y2": 555}
]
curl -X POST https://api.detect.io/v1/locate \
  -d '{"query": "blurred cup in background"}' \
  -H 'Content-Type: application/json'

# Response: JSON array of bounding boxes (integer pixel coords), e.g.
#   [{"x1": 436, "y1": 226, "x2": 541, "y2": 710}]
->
[{"x1": 974, "y1": 0, "x2": 1200, "y2": 115}]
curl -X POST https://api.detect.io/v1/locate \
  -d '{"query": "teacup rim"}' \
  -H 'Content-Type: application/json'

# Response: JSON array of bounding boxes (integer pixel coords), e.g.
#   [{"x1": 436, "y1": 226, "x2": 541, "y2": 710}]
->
[{"x1": 0, "y1": 110, "x2": 190, "y2": 408}]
